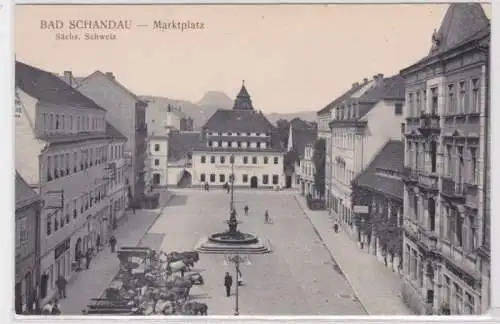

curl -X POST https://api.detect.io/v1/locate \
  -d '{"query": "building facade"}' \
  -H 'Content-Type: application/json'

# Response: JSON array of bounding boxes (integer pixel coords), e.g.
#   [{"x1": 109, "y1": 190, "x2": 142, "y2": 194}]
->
[
  {"x1": 329, "y1": 75, "x2": 405, "y2": 238},
  {"x1": 400, "y1": 4, "x2": 490, "y2": 315},
  {"x1": 149, "y1": 134, "x2": 169, "y2": 187},
  {"x1": 142, "y1": 96, "x2": 194, "y2": 134},
  {"x1": 15, "y1": 172, "x2": 42, "y2": 314},
  {"x1": 16, "y1": 61, "x2": 124, "y2": 305},
  {"x1": 351, "y1": 140, "x2": 405, "y2": 272},
  {"x1": 71, "y1": 71, "x2": 148, "y2": 207},
  {"x1": 191, "y1": 82, "x2": 285, "y2": 189},
  {"x1": 297, "y1": 144, "x2": 316, "y2": 197}
]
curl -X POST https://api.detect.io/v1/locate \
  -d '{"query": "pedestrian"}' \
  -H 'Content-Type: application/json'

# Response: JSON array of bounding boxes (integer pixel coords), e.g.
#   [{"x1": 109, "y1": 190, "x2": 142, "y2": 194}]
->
[
  {"x1": 224, "y1": 272, "x2": 233, "y2": 297},
  {"x1": 51, "y1": 300, "x2": 61, "y2": 315},
  {"x1": 264, "y1": 209, "x2": 270, "y2": 223},
  {"x1": 42, "y1": 301, "x2": 53, "y2": 315},
  {"x1": 243, "y1": 205, "x2": 249, "y2": 216},
  {"x1": 55, "y1": 275, "x2": 67, "y2": 299},
  {"x1": 109, "y1": 235, "x2": 117, "y2": 253},
  {"x1": 333, "y1": 223, "x2": 339, "y2": 233},
  {"x1": 236, "y1": 267, "x2": 242, "y2": 285},
  {"x1": 85, "y1": 249, "x2": 92, "y2": 270}
]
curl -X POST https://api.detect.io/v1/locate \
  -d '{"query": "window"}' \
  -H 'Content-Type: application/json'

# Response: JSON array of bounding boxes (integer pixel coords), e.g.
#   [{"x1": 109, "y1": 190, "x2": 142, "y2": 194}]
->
[
  {"x1": 395, "y1": 103, "x2": 403, "y2": 115},
  {"x1": 243, "y1": 156, "x2": 248, "y2": 164},
  {"x1": 471, "y1": 78, "x2": 480, "y2": 113},
  {"x1": 201, "y1": 156, "x2": 206, "y2": 163},
  {"x1": 408, "y1": 93, "x2": 414, "y2": 117},
  {"x1": 272, "y1": 175, "x2": 279, "y2": 185},
  {"x1": 209, "y1": 174, "x2": 215, "y2": 183},
  {"x1": 447, "y1": 84, "x2": 455, "y2": 113},
  {"x1": 154, "y1": 159, "x2": 159, "y2": 166},
  {"x1": 262, "y1": 175, "x2": 269, "y2": 184},
  {"x1": 431, "y1": 87, "x2": 438, "y2": 114},
  {"x1": 220, "y1": 156, "x2": 225, "y2": 164},
  {"x1": 210, "y1": 156, "x2": 215, "y2": 164},
  {"x1": 54, "y1": 156, "x2": 59, "y2": 179},
  {"x1": 252, "y1": 157, "x2": 257, "y2": 164},
  {"x1": 411, "y1": 250, "x2": 418, "y2": 281},
  {"x1": 454, "y1": 283, "x2": 463, "y2": 314},
  {"x1": 274, "y1": 157, "x2": 279, "y2": 164},
  {"x1": 242, "y1": 174, "x2": 248, "y2": 183},
  {"x1": 464, "y1": 292, "x2": 475, "y2": 314},
  {"x1": 200, "y1": 173, "x2": 206, "y2": 182},
  {"x1": 219, "y1": 174, "x2": 225, "y2": 183},
  {"x1": 46, "y1": 214, "x2": 51, "y2": 236},
  {"x1": 154, "y1": 144, "x2": 160, "y2": 152},
  {"x1": 263, "y1": 157, "x2": 269, "y2": 164},
  {"x1": 47, "y1": 156, "x2": 53, "y2": 181},
  {"x1": 446, "y1": 145, "x2": 453, "y2": 177},
  {"x1": 458, "y1": 81, "x2": 466, "y2": 113},
  {"x1": 469, "y1": 147, "x2": 477, "y2": 184},
  {"x1": 65, "y1": 153, "x2": 70, "y2": 175}
]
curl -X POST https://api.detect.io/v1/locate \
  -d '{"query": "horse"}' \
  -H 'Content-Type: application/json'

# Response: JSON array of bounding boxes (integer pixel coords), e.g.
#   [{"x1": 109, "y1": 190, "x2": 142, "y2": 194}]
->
[{"x1": 183, "y1": 301, "x2": 208, "y2": 315}]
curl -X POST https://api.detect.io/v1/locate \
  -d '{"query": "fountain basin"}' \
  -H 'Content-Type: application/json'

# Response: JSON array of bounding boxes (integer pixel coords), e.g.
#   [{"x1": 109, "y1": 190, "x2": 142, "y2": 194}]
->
[
  {"x1": 208, "y1": 231, "x2": 259, "y2": 245},
  {"x1": 195, "y1": 234, "x2": 273, "y2": 254}
]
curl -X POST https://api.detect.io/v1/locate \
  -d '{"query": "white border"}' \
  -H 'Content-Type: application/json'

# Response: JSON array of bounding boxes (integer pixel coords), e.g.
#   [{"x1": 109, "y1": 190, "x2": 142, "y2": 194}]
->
[{"x1": 2, "y1": 0, "x2": 498, "y2": 323}]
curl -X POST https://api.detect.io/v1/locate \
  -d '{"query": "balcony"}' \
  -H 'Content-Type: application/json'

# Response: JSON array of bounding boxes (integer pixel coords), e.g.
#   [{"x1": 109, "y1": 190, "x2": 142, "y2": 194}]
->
[
  {"x1": 402, "y1": 167, "x2": 418, "y2": 184},
  {"x1": 417, "y1": 172, "x2": 439, "y2": 192},
  {"x1": 418, "y1": 113, "x2": 440, "y2": 137},
  {"x1": 441, "y1": 178, "x2": 465, "y2": 202},
  {"x1": 465, "y1": 183, "x2": 478, "y2": 210}
]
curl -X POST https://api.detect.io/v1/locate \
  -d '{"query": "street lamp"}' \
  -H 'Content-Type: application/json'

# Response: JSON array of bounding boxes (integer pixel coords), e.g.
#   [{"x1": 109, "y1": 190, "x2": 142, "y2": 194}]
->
[
  {"x1": 230, "y1": 155, "x2": 235, "y2": 210},
  {"x1": 224, "y1": 254, "x2": 251, "y2": 316}
]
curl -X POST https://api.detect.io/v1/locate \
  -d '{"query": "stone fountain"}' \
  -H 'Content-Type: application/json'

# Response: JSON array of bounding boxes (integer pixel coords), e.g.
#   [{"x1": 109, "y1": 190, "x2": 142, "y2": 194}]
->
[{"x1": 195, "y1": 157, "x2": 272, "y2": 254}]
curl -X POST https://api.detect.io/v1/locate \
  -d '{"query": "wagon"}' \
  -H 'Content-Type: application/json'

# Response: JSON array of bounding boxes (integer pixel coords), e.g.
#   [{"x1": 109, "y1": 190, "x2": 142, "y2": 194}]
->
[{"x1": 85, "y1": 298, "x2": 136, "y2": 315}]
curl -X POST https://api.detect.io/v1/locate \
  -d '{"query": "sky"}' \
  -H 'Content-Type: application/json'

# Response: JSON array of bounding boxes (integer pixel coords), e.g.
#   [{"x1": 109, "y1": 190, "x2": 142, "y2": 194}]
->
[{"x1": 15, "y1": 4, "x2": 491, "y2": 114}]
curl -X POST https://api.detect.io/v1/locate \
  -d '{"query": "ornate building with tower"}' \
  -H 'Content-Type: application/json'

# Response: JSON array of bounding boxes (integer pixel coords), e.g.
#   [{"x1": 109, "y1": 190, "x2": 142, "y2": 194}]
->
[{"x1": 400, "y1": 3, "x2": 490, "y2": 315}]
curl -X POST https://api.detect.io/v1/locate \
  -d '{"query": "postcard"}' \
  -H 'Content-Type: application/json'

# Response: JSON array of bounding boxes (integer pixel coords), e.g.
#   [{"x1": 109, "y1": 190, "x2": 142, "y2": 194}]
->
[{"x1": 13, "y1": 3, "x2": 491, "y2": 317}]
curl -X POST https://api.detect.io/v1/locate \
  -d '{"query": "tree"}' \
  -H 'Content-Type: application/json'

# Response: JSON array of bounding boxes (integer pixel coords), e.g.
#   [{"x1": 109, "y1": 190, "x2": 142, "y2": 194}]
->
[
  {"x1": 284, "y1": 147, "x2": 299, "y2": 173},
  {"x1": 312, "y1": 138, "x2": 326, "y2": 198},
  {"x1": 276, "y1": 119, "x2": 290, "y2": 148}
]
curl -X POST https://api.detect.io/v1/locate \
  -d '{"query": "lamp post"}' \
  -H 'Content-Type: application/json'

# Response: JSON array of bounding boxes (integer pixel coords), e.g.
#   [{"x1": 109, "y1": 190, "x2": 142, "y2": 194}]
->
[
  {"x1": 230, "y1": 155, "x2": 235, "y2": 210},
  {"x1": 225, "y1": 254, "x2": 248, "y2": 316}
]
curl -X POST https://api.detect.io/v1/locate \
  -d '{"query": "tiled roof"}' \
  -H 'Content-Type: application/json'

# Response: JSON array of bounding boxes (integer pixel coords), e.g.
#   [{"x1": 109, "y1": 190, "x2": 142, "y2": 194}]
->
[
  {"x1": 203, "y1": 109, "x2": 275, "y2": 134},
  {"x1": 353, "y1": 140, "x2": 404, "y2": 199},
  {"x1": 360, "y1": 74, "x2": 405, "y2": 101},
  {"x1": 291, "y1": 128, "x2": 317, "y2": 158},
  {"x1": 317, "y1": 79, "x2": 371, "y2": 115},
  {"x1": 15, "y1": 171, "x2": 40, "y2": 209},
  {"x1": 429, "y1": 3, "x2": 489, "y2": 55},
  {"x1": 106, "y1": 122, "x2": 127, "y2": 141},
  {"x1": 16, "y1": 61, "x2": 105, "y2": 111},
  {"x1": 168, "y1": 131, "x2": 202, "y2": 161}
]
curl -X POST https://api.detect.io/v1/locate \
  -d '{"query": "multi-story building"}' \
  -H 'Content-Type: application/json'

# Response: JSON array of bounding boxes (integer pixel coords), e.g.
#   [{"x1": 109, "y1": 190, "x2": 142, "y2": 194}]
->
[
  {"x1": 351, "y1": 140, "x2": 405, "y2": 271},
  {"x1": 67, "y1": 71, "x2": 148, "y2": 207},
  {"x1": 106, "y1": 122, "x2": 128, "y2": 228},
  {"x1": 149, "y1": 134, "x2": 169, "y2": 187},
  {"x1": 15, "y1": 172, "x2": 42, "y2": 314},
  {"x1": 400, "y1": 3, "x2": 490, "y2": 315},
  {"x1": 142, "y1": 96, "x2": 194, "y2": 134},
  {"x1": 297, "y1": 144, "x2": 316, "y2": 197},
  {"x1": 317, "y1": 79, "x2": 374, "y2": 210},
  {"x1": 15, "y1": 61, "x2": 114, "y2": 304},
  {"x1": 329, "y1": 74, "x2": 405, "y2": 238},
  {"x1": 191, "y1": 82, "x2": 285, "y2": 189},
  {"x1": 286, "y1": 119, "x2": 317, "y2": 190},
  {"x1": 166, "y1": 131, "x2": 201, "y2": 188}
]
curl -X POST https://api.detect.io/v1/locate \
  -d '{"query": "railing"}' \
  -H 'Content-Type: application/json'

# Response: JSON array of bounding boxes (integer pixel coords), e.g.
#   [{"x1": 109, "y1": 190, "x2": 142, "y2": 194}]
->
[
  {"x1": 465, "y1": 183, "x2": 478, "y2": 208},
  {"x1": 419, "y1": 113, "x2": 440, "y2": 129},
  {"x1": 403, "y1": 167, "x2": 418, "y2": 182},
  {"x1": 442, "y1": 178, "x2": 465, "y2": 198},
  {"x1": 418, "y1": 172, "x2": 438, "y2": 190}
]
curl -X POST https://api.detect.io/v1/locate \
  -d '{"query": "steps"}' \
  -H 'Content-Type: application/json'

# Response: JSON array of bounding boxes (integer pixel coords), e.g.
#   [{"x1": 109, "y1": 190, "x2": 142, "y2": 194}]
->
[{"x1": 195, "y1": 237, "x2": 273, "y2": 254}]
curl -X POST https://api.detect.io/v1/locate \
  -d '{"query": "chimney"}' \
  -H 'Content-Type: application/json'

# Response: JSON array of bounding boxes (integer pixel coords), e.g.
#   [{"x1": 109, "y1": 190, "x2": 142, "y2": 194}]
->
[
  {"x1": 352, "y1": 82, "x2": 360, "y2": 88},
  {"x1": 377, "y1": 73, "x2": 384, "y2": 79},
  {"x1": 105, "y1": 72, "x2": 115, "y2": 80},
  {"x1": 63, "y1": 71, "x2": 73, "y2": 87},
  {"x1": 363, "y1": 78, "x2": 368, "y2": 83}
]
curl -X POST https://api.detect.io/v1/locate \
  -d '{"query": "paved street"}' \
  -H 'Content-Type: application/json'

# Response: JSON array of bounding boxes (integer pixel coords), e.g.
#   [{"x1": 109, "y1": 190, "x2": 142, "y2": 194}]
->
[{"x1": 146, "y1": 189, "x2": 366, "y2": 315}]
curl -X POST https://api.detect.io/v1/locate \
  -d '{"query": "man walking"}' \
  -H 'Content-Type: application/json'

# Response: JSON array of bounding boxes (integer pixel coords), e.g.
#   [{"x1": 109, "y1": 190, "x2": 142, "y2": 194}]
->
[
  {"x1": 109, "y1": 235, "x2": 117, "y2": 253},
  {"x1": 85, "y1": 249, "x2": 93, "y2": 270},
  {"x1": 243, "y1": 205, "x2": 249, "y2": 216},
  {"x1": 264, "y1": 209, "x2": 270, "y2": 223},
  {"x1": 55, "y1": 275, "x2": 67, "y2": 299},
  {"x1": 224, "y1": 272, "x2": 233, "y2": 297}
]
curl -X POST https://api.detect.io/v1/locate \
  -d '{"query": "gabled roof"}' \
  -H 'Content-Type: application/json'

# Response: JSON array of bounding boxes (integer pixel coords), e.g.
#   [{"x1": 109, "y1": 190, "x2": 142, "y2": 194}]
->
[
  {"x1": 77, "y1": 70, "x2": 147, "y2": 106},
  {"x1": 353, "y1": 140, "x2": 404, "y2": 199},
  {"x1": 232, "y1": 82, "x2": 254, "y2": 110},
  {"x1": 203, "y1": 109, "x2": 274, "y2": 133},
  {"x1": 168, "y1": 131, "x2": 202, "y2": 161},
  {"x1": 317, "y1": 79, "x2": 371, "y2": 116},
  {"x1": 15, "y1": 61, "x2": 105, "y2": 111},
  {"x1": 429, "y1": 3, "x2": 489, "y2": 56},
  {"x1": 291, "y1": 127, "x2": 317, "y2": 158},
  {"x1": 15, "y1": 171, "x2": 40, "y2": 210},
  {"x1": 360, "y1": 74, "x2": 405, "y2": 101},
  {"x1": 106, "y1": 122, "x2": 127, "y2": 141}
]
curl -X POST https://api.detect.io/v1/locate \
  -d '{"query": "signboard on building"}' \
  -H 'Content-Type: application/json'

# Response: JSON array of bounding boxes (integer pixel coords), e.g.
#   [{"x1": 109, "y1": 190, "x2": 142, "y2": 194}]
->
[
  {"x1": 353, "y1": 205, "x2": 369, "y2": 214},
  {"x1": 54, "y1": 238, "x2": 70, "y2": 260}
]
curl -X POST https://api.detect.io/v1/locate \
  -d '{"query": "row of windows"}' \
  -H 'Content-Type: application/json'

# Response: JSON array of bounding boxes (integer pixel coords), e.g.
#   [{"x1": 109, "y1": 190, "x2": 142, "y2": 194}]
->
[
  {"x1": 45, "y1": 144, "x2": 125, "y2": 182},
  {"x1": 200, "y1": 173, "x2": 280, "y2": 185},
  {"x1": 332, "y1": 130, "x2": 356, "y2": 149},
  {"x1": 208, "y1": 140, "x2": 268, "y2": 149},
  {"x1": 46, "y1": 183, "x2": 108, "y2": 236},
  {"x1": 333, "y1": 160, "x2": 355, "y2": 185},
  {"x1": 406, "y1": 78, "x2": 480, "y2": 117},
  {"x1": 301, "y1": 163, "x2": 315, "y2": 177},
  {"x1": 42, "y1": 112, "x2": 105, "y2": 135},
  {"x1": 207, "y1": 131, "x2": 269, "y2": 137},
  {"x1": 200, "y1": 155, "x2": 279, "y2": 165}
]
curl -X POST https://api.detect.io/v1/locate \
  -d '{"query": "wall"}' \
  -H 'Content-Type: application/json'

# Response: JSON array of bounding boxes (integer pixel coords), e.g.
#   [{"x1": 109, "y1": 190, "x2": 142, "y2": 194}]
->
[{"x1": 149, "y1": 137, "x2": 169, "y2": 187}]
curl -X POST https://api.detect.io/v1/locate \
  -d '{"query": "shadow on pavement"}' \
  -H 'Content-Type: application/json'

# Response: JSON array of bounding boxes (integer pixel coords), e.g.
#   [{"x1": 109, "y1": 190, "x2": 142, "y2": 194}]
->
[{"x1": 139, "y1": 233, "x2": 166, "y2": 251}]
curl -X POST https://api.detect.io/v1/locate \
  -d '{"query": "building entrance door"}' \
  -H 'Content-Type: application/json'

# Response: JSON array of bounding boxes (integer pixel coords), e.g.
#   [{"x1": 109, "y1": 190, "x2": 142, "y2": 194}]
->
[{"x1": 250, "y1": 176, "x2": 258, "y2": 188}]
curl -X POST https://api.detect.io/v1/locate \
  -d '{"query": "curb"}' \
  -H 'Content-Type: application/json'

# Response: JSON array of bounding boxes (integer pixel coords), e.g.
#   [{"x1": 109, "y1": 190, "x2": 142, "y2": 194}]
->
[{"x1": 293, "y1": 194, "x2": 370, "y2": 315}]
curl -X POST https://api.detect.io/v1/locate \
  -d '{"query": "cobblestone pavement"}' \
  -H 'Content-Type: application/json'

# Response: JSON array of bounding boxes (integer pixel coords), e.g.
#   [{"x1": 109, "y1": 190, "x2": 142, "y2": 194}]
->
[
  {"x1": 293, "y1": 194, "x2": 414, "y2": 315},
  {"x1": 57, "y1": 191, "x2": 174, "y2": 315},
  {"x1": 147, "y1": 189, "x2": 366, "y2": 316}
]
